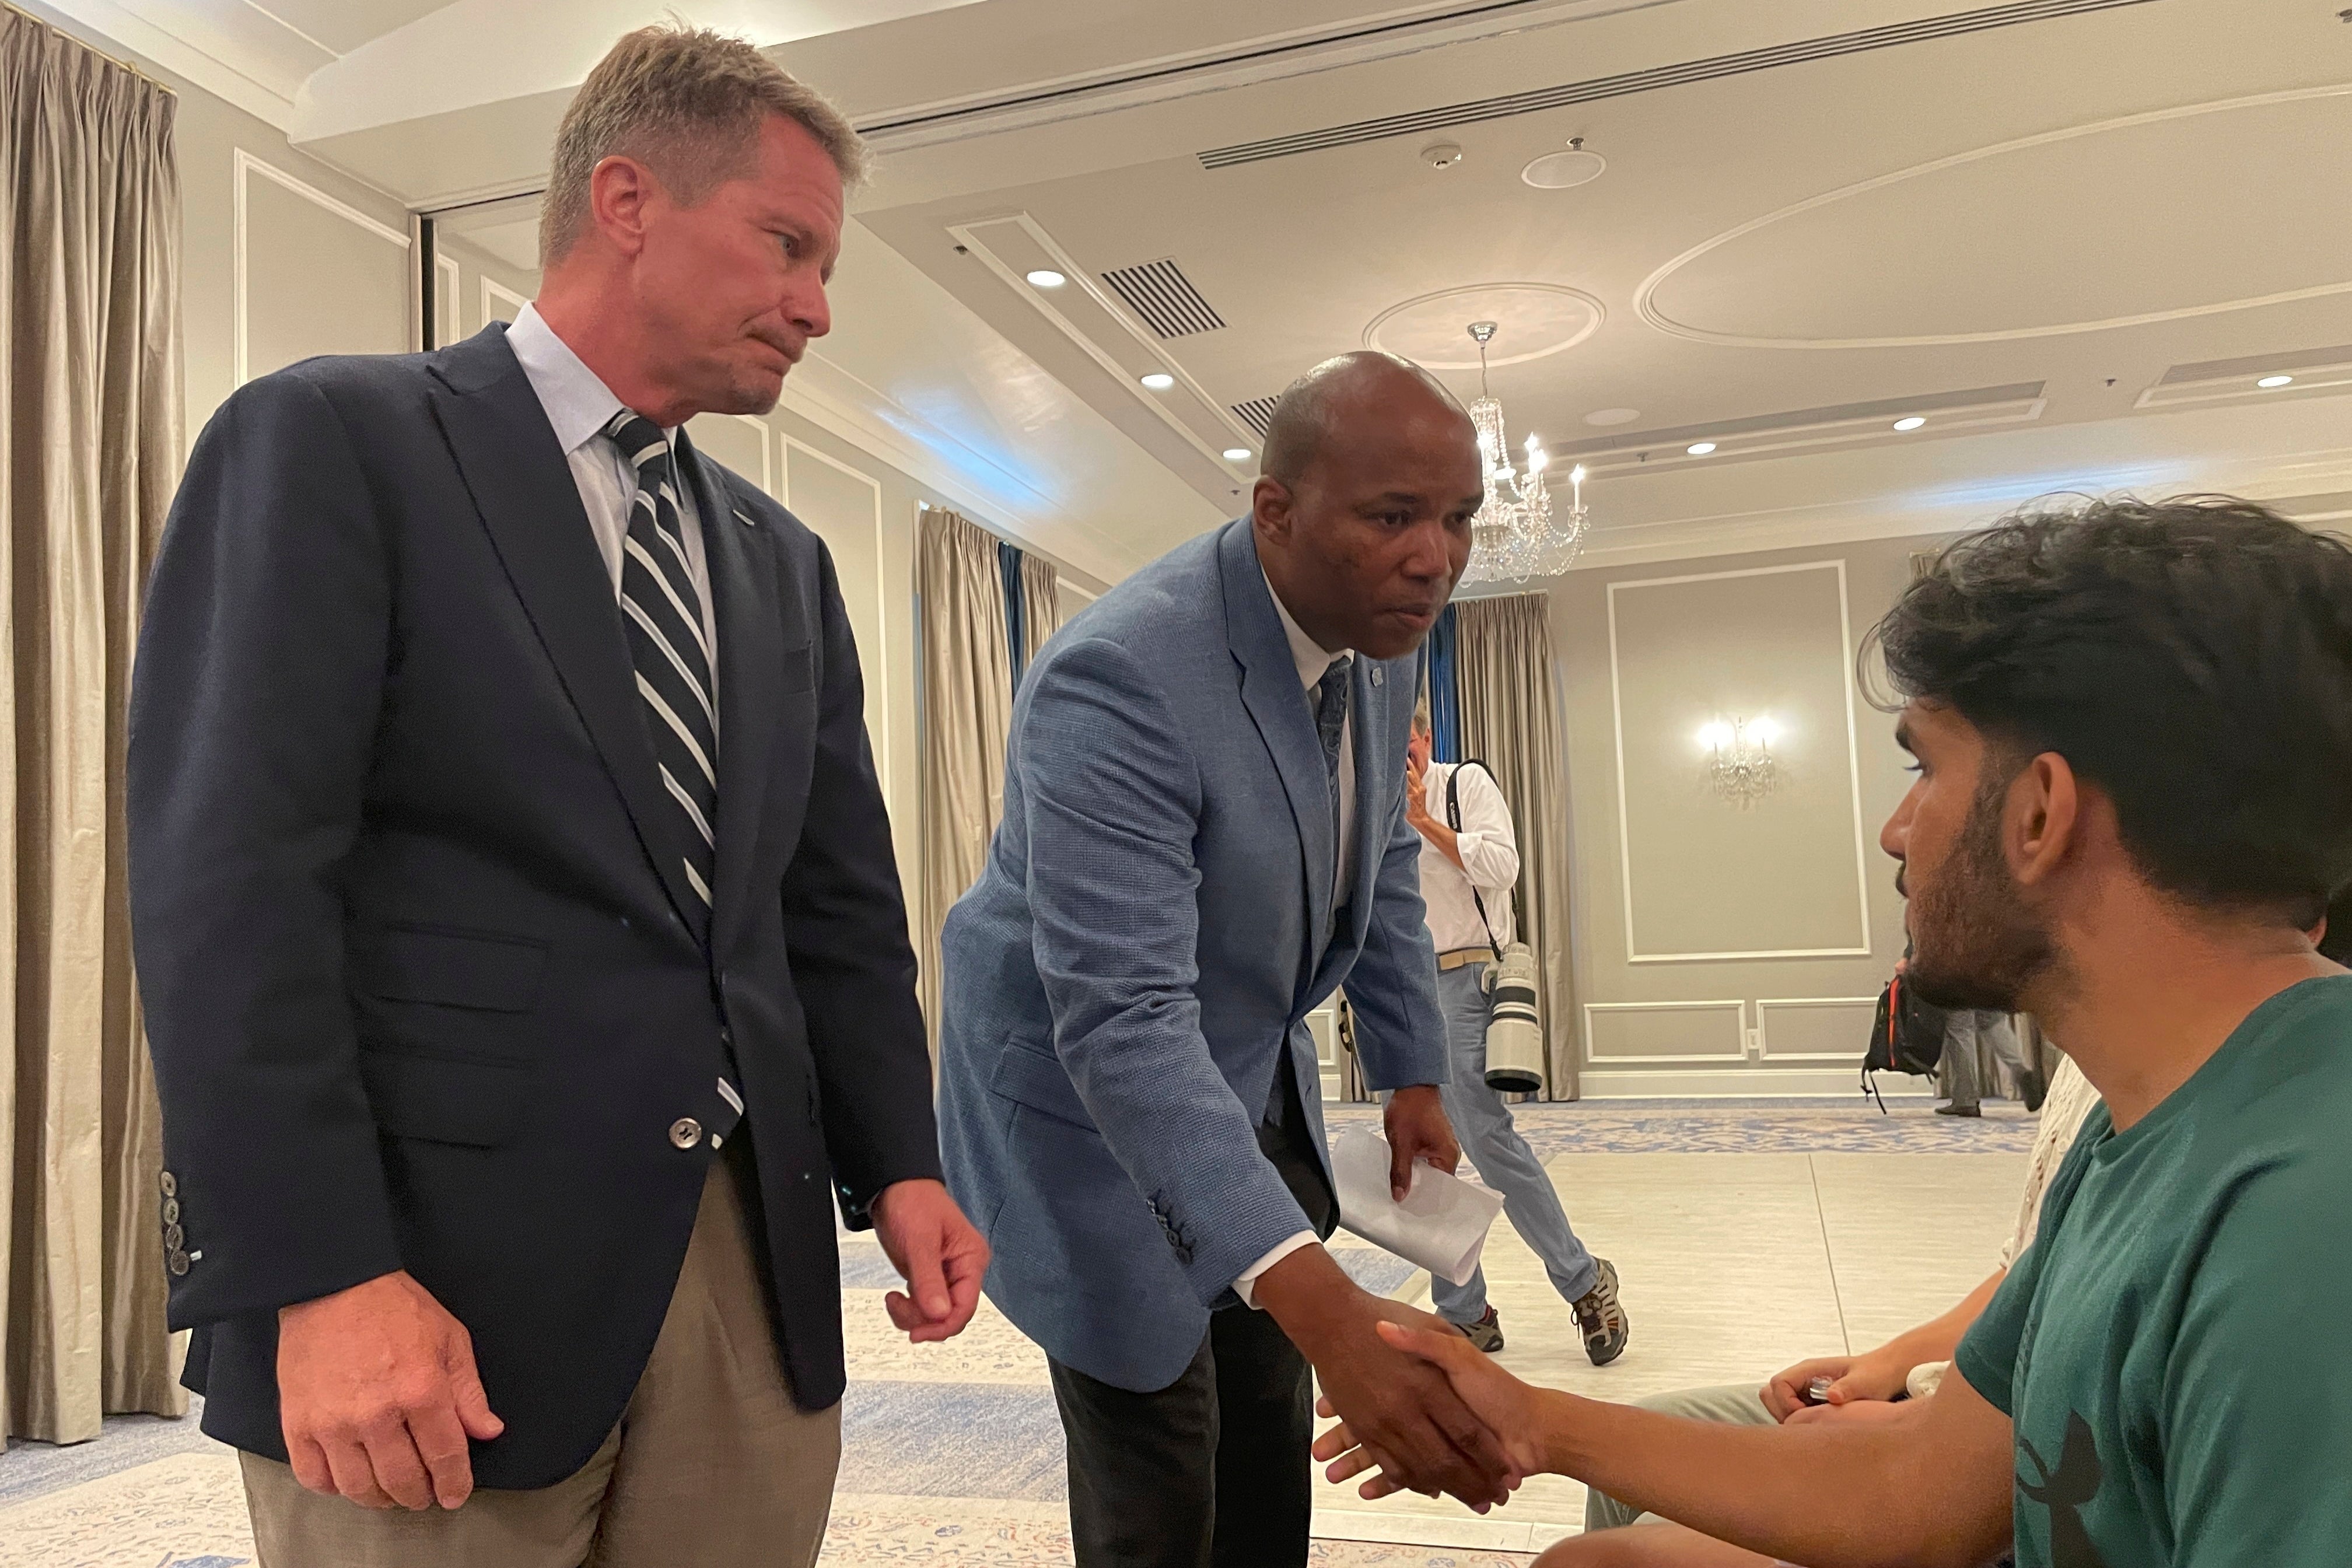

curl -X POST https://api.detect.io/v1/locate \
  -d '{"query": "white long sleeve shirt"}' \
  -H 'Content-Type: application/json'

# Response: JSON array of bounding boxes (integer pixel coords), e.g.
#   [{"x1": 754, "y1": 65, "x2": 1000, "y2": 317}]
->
[{"x1": 1416, "y1": 761, "x2": 1519, "y2": 953}]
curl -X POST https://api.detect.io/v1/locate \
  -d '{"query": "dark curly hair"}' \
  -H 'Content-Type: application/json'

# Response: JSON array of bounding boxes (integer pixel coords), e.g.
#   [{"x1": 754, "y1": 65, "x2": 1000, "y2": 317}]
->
[{"x1": 1867, "y1": 495, "x2": 2352, "y2": 927}]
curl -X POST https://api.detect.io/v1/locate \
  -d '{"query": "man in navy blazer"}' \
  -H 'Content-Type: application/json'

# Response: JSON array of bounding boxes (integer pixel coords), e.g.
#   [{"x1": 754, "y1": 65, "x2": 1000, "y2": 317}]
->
[
  {"x1": 939, "y1": 352, "x2": 1516, "y2": 1565},
  {"x1": 128, "y1": 27, "x2": 982, "y2": 1568}
]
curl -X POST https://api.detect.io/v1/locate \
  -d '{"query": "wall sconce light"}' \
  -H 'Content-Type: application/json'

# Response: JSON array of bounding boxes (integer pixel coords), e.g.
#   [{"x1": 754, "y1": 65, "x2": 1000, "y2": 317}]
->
[{"x1": 1699, "y1": 716, "x2": 1780, "y2": 806}]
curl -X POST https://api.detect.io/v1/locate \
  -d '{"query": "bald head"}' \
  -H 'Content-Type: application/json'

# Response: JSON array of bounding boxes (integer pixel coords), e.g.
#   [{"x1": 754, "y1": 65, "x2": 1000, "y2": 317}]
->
[
  {"x1": 1250, "y1": 350, "x2": 1483, "y2": 661},
  {"x1": 1261, "y1": 351, "x2": 1469, "y2": 489}
]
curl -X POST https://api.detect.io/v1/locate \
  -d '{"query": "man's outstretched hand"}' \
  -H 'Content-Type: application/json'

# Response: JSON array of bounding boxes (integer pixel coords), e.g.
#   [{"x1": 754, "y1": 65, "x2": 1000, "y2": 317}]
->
[
  {"x1": 277, "y1": 1269, "x2": 505, "y2": 1512},
  {"x1": 1314, "y1": 1317, "x2": 1554, "y2": 1497},
  {"x1": 1258, "y1": 1245, "x2": 1519, "y2": 1510},
  {"x1": 872, "y1": 1178, "x2": 989, "y2": 1344}
]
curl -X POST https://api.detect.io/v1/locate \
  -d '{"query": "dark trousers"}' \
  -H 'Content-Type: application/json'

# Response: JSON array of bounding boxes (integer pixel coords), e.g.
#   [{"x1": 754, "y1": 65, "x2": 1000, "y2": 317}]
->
[
  {"x1": 1051, "y1": 1305, "x2": 1315, "y2": 1568},
  {"x1": 1049, "y1": 1052, "x2": 1336, "y2": 1567}
]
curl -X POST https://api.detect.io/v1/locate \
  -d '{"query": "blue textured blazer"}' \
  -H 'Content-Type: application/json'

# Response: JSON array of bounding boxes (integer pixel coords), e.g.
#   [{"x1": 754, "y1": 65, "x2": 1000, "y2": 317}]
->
[{"x1": 937, "y1": 519, "x2": 1447, "y2": 1392}]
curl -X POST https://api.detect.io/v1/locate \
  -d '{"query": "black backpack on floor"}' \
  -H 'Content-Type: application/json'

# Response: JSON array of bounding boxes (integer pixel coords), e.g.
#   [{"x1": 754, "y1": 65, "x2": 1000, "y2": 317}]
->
[{"x1": 1861, "y1": 974, "x2": 1950, "y2": 1110}]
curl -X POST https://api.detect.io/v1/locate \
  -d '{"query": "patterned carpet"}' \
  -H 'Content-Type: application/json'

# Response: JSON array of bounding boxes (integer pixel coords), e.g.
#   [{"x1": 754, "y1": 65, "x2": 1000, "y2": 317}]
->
[{"x1": 1329, "y1": 1096, "x2": 2038, "y2": 1157}]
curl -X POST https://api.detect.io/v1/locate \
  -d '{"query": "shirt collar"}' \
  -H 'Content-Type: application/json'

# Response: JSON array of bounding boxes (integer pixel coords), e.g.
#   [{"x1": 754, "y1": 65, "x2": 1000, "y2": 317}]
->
[
  {"x1": 506, "y1": 302, "x2": 652, "y2": 456},
  {"x1": 1262, "y1": 569, "x2": 1351, "y2": 694}
]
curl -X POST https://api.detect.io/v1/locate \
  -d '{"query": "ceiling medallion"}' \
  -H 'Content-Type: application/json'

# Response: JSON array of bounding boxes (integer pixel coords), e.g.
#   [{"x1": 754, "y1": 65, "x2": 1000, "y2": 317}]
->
[{"x1": 1458, "y1": 321, "x2": 1588, "y2": 587}]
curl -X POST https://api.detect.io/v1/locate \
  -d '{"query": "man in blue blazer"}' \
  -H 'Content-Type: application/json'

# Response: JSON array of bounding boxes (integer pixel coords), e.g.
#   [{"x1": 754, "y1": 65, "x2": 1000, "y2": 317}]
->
[{"x1": 939, "y1": 352, "x2": 1514, "y2": 1565}]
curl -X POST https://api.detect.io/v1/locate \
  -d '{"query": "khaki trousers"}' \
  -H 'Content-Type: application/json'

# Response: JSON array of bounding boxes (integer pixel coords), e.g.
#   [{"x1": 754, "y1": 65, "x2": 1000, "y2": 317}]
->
[{"x1": 242, "y1": 1155, "x2": 842, "y2": 1568}]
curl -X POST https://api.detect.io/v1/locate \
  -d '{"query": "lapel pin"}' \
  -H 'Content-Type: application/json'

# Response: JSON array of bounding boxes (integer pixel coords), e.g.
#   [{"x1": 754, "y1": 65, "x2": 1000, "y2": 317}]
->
[
  {"x1": 733, "y1": 509, "x2": 758, "y2": 528},
  {"x1": 1370, "y1": 666, "x2": 1384, "y2": 688}
]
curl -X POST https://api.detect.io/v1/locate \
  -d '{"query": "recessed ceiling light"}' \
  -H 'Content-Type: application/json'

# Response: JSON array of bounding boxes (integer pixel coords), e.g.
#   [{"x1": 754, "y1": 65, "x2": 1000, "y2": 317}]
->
[
  {"x1": 1139, "y1": 372, "x2": 1176, "y2": 391},
  {"x1": 1892, "y1": 416, "x2": 1927, "y2": 432},
  {"x1": 1584, "y1": 407, "x2": 1640, "y2": 427},
  {"x1": 2258, "y1": 374, "x2": 2294, "y2": 388},
  {"x1": 1686, "y1": 442, "x2": 1717, "y2": 456},
  {"x1": 1521, "y1": 139, "x2": 1608, "y2": 190},
  {"x1": 1025, "y1": 268, "x2": 1066, "y2": 288},
  {"x1": 1223, "y1": 447, "x2": 1251, "y2": 461}
]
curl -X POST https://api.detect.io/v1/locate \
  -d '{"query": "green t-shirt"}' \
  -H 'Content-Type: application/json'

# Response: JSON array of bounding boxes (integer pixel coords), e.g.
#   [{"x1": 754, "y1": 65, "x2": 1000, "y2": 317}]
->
[{"x1": 1955, "y1": 974, "x2": 2352, "y2": 1568}]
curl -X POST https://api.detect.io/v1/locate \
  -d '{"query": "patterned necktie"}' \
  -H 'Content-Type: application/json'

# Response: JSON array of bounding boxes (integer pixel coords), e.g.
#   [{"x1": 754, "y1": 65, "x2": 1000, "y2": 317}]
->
[
  {"x1": 1314, "y1": 655, "x2": 1352, "y2": 821},
  {"x1": 606, "y1": 411, "x2": 718, "y2": 932}
]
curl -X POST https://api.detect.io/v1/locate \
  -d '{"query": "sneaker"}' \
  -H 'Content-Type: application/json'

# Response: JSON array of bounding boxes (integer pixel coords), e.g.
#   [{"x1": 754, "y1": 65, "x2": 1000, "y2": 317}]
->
[
  {"x1": 1459, "y1": 1307, "x2": 1505, "y2": 1354},
  {"x1": 1936, "y1": 1102, "x2": 1982, "y2": 1118},
  {"x1": 1572, "y1": 1259, "x2": 1629, "y2": 1366}
]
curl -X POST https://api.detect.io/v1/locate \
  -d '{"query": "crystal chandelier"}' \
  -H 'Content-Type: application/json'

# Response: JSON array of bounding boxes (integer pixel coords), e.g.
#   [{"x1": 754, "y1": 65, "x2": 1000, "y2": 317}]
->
[
  {"x1": 1699, "y1": 717, "x2": 1781, "y2": 807},
  {"x1": 1458, "y1": 321, "x2": 1590, "y2": 586}
]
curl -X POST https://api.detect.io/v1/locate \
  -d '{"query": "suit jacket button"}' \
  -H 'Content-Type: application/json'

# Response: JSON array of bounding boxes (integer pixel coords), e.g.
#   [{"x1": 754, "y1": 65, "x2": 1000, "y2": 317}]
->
[
  {"x1": 159, "y1": 1171, "x2": 177, "y2": 1198},
  {"x1": 161, "y1": 1198, "x2": 180, "y2": 1224},
  {"x1": 669, "y1": 1117, "x2": 704, "y2": 1150},
  {"x1": 163, "y1": 1224, "x2": 184, "y2": 1249},
  {"x1": 166, "y1": 1250, "x2": 189, "y2": 1276}
]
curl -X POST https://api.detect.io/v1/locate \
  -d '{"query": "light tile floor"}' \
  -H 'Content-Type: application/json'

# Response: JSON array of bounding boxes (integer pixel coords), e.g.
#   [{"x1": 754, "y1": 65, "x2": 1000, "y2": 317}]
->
[{"x1": 0, "y1": 1102, "x2": 2031, "y2": 1566}]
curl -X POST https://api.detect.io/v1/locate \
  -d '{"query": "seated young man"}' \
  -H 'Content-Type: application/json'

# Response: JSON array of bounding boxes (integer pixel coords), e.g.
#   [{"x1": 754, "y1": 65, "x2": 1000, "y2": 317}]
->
[
  {"x1": 1313, "y1": 496, "x2": 2352, "y2": 1568},
  {"x1": 1579, "y1": 1051, "x2": 2102, "y2": 1546}
]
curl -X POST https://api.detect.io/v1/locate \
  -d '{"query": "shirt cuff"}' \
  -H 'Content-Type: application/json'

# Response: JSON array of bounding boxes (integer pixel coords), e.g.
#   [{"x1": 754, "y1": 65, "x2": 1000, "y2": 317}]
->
[{"x1": 1233, "y1": 1231, "x2": 1319, "y2": 1310}]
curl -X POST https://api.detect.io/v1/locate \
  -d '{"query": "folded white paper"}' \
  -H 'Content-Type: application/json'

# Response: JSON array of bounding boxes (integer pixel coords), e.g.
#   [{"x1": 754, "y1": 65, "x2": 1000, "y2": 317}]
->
[{"x1": 1331, "y1": 1125, "x2": 1507, "y2": 1287}]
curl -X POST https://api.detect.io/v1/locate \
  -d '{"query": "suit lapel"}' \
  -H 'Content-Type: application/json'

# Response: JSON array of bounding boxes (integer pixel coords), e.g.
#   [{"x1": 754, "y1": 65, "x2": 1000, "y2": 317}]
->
[
  {"x1": 428, "y1": 327, "x2": 705, "y2": 936},
  {"x1": 677, "y1": 432, "x2": 787, "y2": 960},
  {"x1": 1218, "y1": 523, "x2": 1335, "y2": 974}
]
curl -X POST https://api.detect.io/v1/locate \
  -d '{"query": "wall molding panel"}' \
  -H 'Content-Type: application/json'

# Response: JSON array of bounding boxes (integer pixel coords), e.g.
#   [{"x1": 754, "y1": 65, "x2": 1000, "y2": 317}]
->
[
  {"x1": 1582, "y1": 999, "x2": 1748, "y2": 1066},
  {"x1": 232, "y1": 148, "x2": 408, "y2": 386},
  {"x1": 480, "y1": 275, "x2": 531, "y2": 330},
  {"x1": 781, "y1": 435, "x2": 891, "y2": 787},
  {"x1": 1755, "y1": 995, "x2": 1882, "y2": 1062},
  {"x1": 1606, "y1": 558, "x2": 1875, "y2": 964}
]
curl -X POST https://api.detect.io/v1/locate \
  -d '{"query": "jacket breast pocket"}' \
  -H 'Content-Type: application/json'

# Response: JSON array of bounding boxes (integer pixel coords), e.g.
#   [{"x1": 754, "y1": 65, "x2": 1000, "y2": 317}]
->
[
  {"x1": 358, "y1": 1048, "x2": 533, "y2": 1147},
  {"x1": 351, "y1": 923, "x2": 548, "y2": 1013},
  {"x1": 989, "y1": 1040, "x2": 1098, "y2": 1133}
]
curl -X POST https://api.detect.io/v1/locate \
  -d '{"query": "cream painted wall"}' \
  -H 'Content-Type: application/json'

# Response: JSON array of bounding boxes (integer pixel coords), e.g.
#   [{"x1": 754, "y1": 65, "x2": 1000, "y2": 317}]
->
[
  {"x1": 167, "y1": 69, "x2": 416, "y2": 436},
  {"x1": 1544, "y1": 531, "x2": 1938, "y2": 1096}
]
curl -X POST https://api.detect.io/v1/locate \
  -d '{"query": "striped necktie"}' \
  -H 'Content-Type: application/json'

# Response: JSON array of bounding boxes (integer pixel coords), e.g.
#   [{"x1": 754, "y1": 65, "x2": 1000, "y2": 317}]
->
[{"x1": 606, "y1": 411, "x2": 718, "y2": 933}]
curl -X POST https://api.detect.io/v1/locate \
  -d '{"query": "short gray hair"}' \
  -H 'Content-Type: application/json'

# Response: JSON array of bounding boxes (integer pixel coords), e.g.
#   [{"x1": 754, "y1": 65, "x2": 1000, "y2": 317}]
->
[{"x1": 541, "y1": 24, "x2": 866, "y2": 267}]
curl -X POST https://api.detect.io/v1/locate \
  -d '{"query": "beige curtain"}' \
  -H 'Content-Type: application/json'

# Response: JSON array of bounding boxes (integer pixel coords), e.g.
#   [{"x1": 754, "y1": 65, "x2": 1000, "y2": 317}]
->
[
  {"x1": 1018, "y1": 552, "x2": 1061, "y2": 672},
  {"x1": 1, "y1": 9, "x2": 185, "y2": 1440},
  {"x1": 916, "y1": 510, "x2": 1012, "y2": 1050},
  {"x1": 1455, "y1": 594, "x2": 1580, "y2": 1100}
]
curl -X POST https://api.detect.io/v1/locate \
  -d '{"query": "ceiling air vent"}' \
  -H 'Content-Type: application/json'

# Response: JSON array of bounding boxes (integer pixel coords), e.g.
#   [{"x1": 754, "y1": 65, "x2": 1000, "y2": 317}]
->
[
  {"x1": 1230, "y1": 396, "x2": 1280, "y2": 440},
  {"x1": 1199, "y1": 0, "x2": 2162, "y2": 169},
  {"x1": 1102, "y1": 257, "x2": 1226, "y2": 339}
]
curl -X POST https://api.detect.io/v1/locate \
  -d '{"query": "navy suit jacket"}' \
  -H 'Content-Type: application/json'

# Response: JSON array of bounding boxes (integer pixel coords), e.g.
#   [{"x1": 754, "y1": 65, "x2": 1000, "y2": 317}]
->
[
  {"x1": 936, "y1": 519, "x2": 1447, "y2": 1392},
  {"x1": 127, "y1": 325, "x2": 939, "y2": 1487}
]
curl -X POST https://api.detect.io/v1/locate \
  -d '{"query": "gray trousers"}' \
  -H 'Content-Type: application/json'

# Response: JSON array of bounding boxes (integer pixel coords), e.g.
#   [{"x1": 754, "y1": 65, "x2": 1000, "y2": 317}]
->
[
  {"x1": 1943, "y1": 1010, "x2": 2029, "y2": 1110},
  {"x1": 1428, "y1": 961, "x2": 1599, "y2": 1324}
]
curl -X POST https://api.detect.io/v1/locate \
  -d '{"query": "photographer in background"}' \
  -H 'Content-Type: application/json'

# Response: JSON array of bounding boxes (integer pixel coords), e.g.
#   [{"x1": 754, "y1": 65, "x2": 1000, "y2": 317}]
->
[{"x1": 1406, "y1": 712, "x2": 1628, "y2": 1366}]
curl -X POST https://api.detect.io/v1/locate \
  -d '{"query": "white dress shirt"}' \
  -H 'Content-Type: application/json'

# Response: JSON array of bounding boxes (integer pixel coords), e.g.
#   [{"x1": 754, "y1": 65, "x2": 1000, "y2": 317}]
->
[
  {"x1": 1236, "y1": 574, "x2": 1358, "y2": 1307},
  {"x1": 1416, "y1": 761, "x2": 1520, "y2": 954},
  {"x1": 506, "y1": 303, "x2": 720, "y2": 692}
]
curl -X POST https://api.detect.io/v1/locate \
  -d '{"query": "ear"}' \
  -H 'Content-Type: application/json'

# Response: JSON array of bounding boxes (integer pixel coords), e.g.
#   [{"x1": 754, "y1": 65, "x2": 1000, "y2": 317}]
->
[
  {"x1": 587, "y1": 153, "x2": 658, "y2": 258},
  {"x1": 1251, "y1": 475, "x2": 1294, "y2": 544},
  {"x1": 2008, "y1": 751, "x2": 2081, "y2": 888}
]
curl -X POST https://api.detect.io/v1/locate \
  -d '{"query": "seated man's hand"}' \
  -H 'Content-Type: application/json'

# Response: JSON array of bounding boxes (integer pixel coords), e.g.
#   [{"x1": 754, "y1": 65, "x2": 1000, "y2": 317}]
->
[
  {"x1": 1762, "y1": 1350, "x2": 1909, "y2": 1420},
  {"x1": 1313, "y1": 1315, "x2": 1549, "y2": 1500},
  {"x1": 1260, "y1": 1249, "x2": 1518, "y2": 1510}
]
